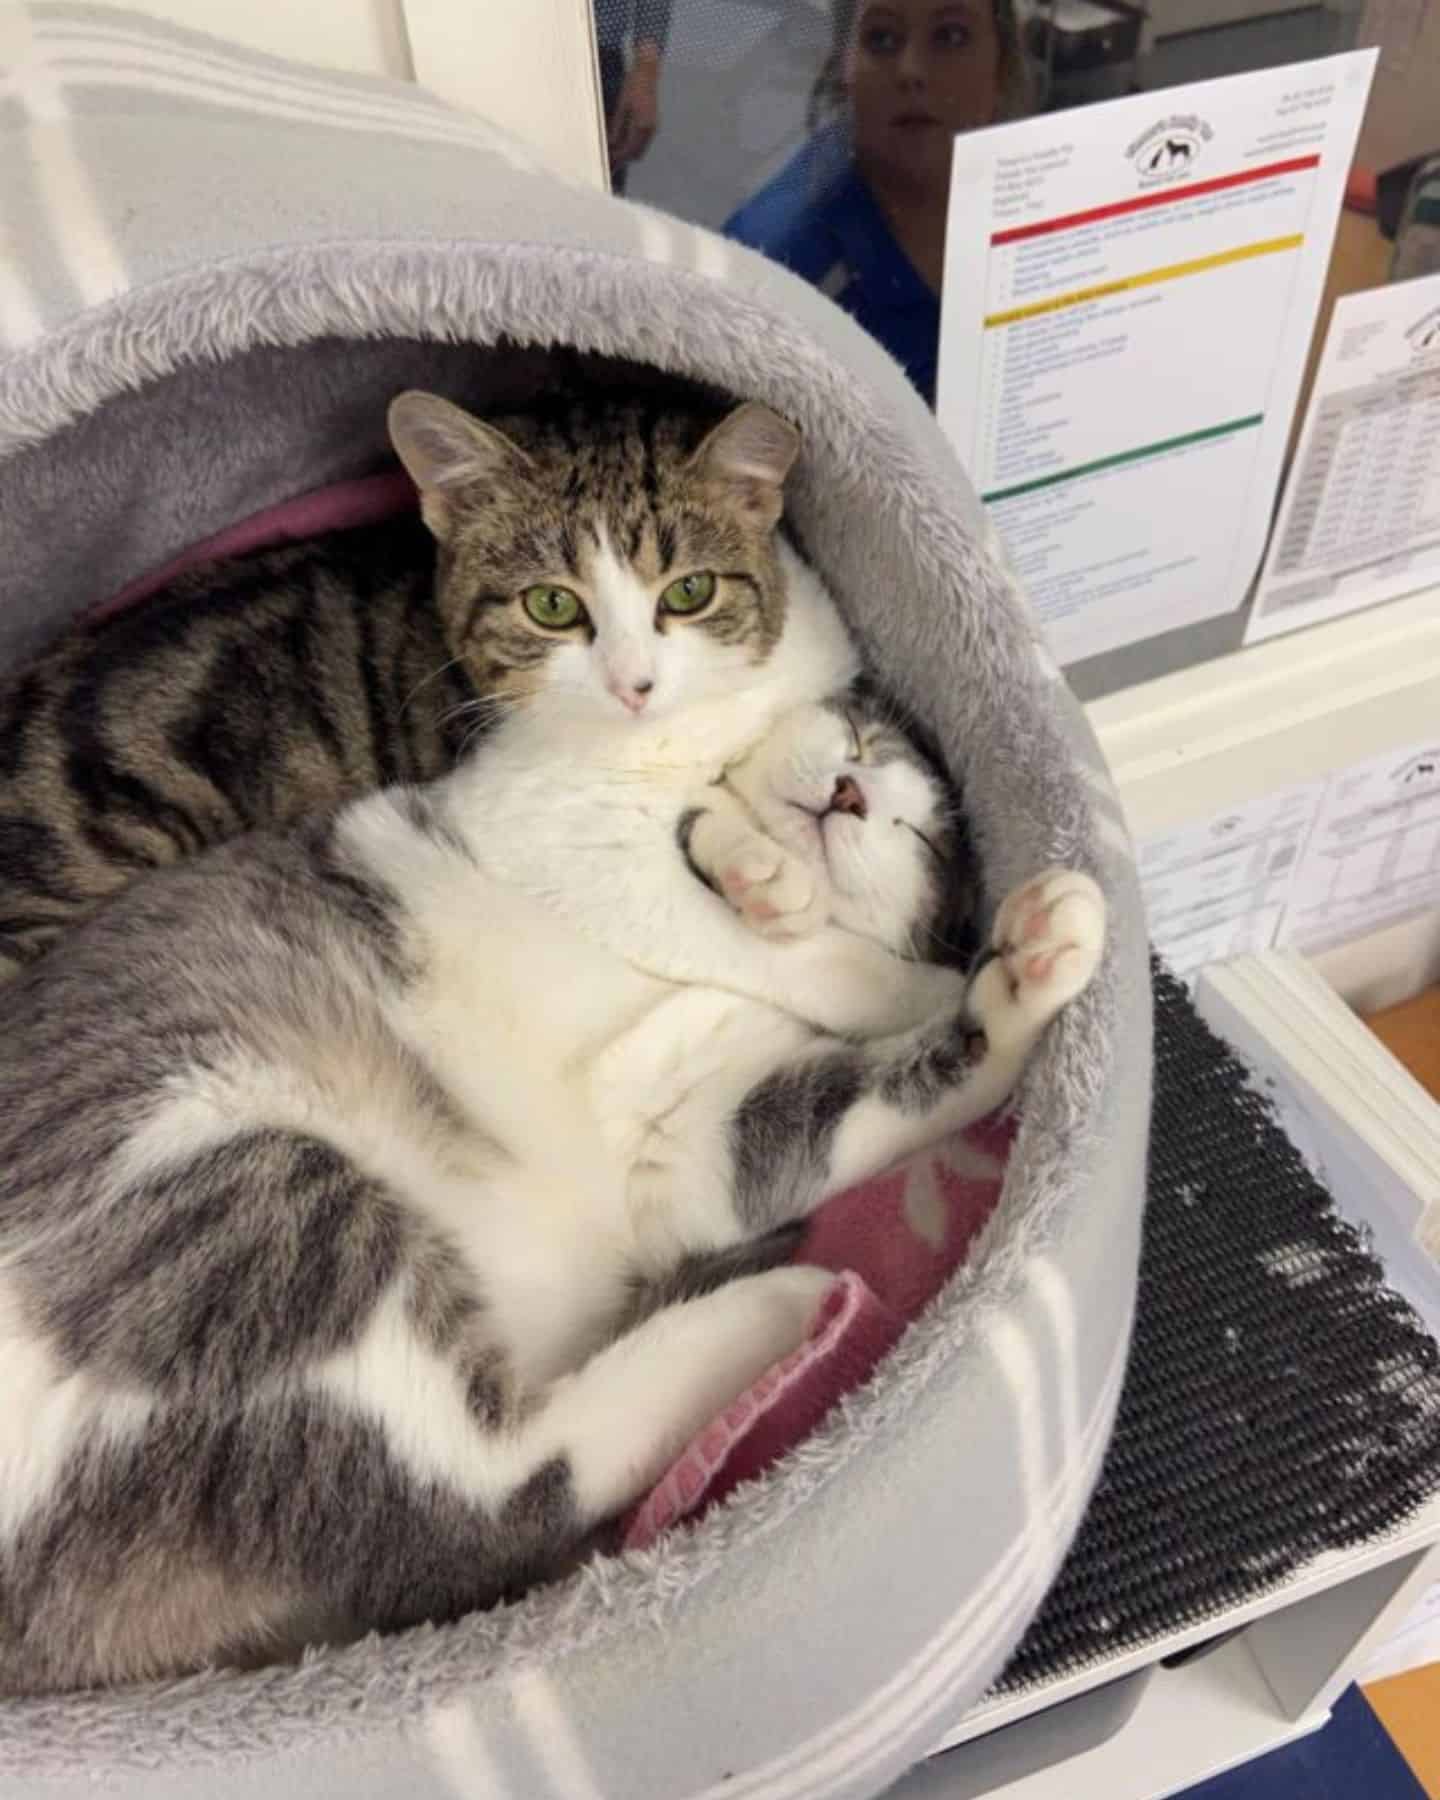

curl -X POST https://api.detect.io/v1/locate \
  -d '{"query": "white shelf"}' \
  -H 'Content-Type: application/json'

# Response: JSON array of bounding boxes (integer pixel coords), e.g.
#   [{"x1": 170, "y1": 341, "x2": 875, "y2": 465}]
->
[
  {"x1": 932, "y1": 1486, "x2": 1440, "y2": 1756},
  {"x1": 913, "y1": 793, "x2": 1440, "y2": 1795},
  {"x1": 1086, "y1": 587, "x2": 1440, "y2": 841},
  {"x1": 933, "y1": 1639, "x2": 1327, "y2": 1800},
  {"x1": 904, "y1": 1499, "x2": 1440, "y2": 1799}
]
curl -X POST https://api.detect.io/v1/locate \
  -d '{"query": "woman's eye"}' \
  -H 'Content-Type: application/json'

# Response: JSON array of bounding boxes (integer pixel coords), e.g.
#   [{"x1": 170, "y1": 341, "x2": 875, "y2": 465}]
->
[
  {"x1": 860, "y1": 26, "x2": 902, "y2": 54},
  {"x1": 521, "y1": 584, "x2": 584, "y2": 630},
  {"x1": 660, "y1": 571, "x2": 718, "y2": 615},
  {"x1": 935, "y1": 22, "x2": 972, "y2": 48}
]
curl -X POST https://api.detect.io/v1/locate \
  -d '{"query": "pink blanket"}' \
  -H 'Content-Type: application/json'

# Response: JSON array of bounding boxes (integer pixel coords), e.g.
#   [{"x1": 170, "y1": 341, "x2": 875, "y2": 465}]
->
[
  {"x1": 625, "y1": 1116, "x2": 1011, "y2": 1547},
  {"x1": 92, "y1": 479, "x2": 1014, "y2": 1543}
]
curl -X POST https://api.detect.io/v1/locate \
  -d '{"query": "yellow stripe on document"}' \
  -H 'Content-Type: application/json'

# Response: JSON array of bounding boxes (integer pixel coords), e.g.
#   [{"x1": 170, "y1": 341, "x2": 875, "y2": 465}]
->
[{"x1": 984, "y1": 235, "x2": 1304, "y2": 329}]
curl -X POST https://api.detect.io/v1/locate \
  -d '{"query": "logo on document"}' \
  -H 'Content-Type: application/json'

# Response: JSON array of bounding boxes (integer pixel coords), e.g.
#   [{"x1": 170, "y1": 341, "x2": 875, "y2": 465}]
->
[
  {"x1": 1404, "y1": 306, "x2": 1440, "y2": 355},
  {"x1": 1126, "y1": 115, "x2": 1212, "y2": 187},
  {"x1": 1394, "y1": 752, "x2": 1439, "y2": 788}
]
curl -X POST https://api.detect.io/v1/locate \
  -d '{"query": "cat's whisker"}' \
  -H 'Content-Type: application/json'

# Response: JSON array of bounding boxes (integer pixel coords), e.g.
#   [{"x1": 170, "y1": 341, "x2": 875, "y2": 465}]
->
[
  {"x1": 457, "y1": 720, "x2": 498, "y2": 761},
  {"x1": 926, "y1": 920, "x2": 980, "y2": 963},
  {"x1": 400, "y1": 655, "x2": 468, "y2": 722},
  {"x1": 443, "y1": 694, "x2": 528, "y2": 751},
  {"x1": 440, "y1": 690, "x2": 516, "y2": 725}
]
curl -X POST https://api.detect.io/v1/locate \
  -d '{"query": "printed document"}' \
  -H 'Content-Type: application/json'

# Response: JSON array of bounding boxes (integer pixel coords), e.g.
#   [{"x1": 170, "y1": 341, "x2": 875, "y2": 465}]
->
[
  {"x1": 1248, "y1": 269, "x2": 1440, "y2": 643},
  {"x1": 938, "y1": 53, "x2": 1376, "y2": 665}
]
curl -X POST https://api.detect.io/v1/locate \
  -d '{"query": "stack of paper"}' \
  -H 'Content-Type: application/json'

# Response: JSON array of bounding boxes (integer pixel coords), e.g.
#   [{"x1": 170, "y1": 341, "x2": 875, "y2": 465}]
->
[
  {"x1": 1194, "y1": 953, "x2": 1440, "y2": 1339},
  {"x1": 1362, "y1": 1578, "x2": 1440, "y2": 1686}
]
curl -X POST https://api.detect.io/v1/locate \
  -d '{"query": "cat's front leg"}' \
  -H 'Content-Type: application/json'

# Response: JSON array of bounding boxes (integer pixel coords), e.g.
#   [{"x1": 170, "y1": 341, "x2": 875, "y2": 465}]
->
[
  {"x1": 533, "y1": 1265, "x2": 832, "y2": 1523},
  {"x1": 763, "y1": 930, "x2": 969, "y2": 1037},
  {"x1": 825, "y1": 867, "x2": 1108, "y2": 1189},
  {"x1": 966, "y1": 867, "x2": 1106, "y2": 1054},
  {"x1": 680, "y1": 789, "x2": 829, "y2": 943},
  {"x1": 728, "y1": 869, "x2": 1106, "y2": 1229},
  {"x1": 598, "y1": 808, "x2": 963, "y2": 1037}
]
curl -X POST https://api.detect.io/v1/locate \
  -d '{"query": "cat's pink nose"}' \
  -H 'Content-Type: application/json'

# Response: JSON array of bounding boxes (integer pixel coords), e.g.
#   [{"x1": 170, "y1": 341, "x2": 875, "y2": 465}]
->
[
  {"x1": 829, "y1": 775, "x2": 867, "y2": 818},
  {"x1": 610, "y1": 677, "x2": 653, "y2": 713}
]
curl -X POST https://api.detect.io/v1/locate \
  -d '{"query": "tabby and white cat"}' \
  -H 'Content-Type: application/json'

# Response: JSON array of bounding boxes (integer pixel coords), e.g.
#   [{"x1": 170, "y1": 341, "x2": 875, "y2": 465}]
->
[
  {"x1": 0, "y1": 680, "x2": 1102, "y2": 1695},
  {"x1": 4, "y1": 387, "x2": 939, "y2": 978},
  {"x1": 0, "y1": 391, "x2": 1105, "y2": 1694}
]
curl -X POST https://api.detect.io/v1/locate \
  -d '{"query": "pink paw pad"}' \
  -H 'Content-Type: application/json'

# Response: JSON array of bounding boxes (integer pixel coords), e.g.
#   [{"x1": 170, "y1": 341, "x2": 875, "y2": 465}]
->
[{"x1": 1020, "y1": 906, "x2": 1051, "y2": 942}]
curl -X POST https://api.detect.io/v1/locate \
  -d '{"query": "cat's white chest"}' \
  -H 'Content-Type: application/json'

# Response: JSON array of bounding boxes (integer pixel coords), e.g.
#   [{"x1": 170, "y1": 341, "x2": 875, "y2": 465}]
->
[{"x1": 385, "y1": 877, "x2": 689, "y2": 1385}]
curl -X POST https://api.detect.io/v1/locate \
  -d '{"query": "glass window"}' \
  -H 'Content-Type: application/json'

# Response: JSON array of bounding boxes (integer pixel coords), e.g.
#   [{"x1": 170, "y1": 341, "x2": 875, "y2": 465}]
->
[{"x1": 595, "y1": 0, "x2": 1438, "y2": 411}]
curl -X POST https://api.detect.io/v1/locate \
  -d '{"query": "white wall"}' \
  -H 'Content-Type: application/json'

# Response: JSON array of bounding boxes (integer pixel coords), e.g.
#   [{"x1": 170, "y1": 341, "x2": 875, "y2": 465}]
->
[
  {"x1": 402, "y1": 0, "x2": 606, "y2": 186},
  {"x1": 82, "y1": 0, "x2": 607, "y2": 186},
  {"x1": 83, "y1": 0, "x2": 415, "y2": 78}
]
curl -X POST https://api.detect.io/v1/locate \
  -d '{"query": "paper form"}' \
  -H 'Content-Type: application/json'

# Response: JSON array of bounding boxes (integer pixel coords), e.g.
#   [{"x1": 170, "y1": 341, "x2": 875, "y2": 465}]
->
[
  {"x1": 1363, "y1": 1580, "x2": 1440, "y2": 1684},
  {"x1": 1278, "y1": 740, "x2": 1440, "y2": 953},
  {"x1": 937, "y1": 52, "x2": 1376, "y2": 666},
  {"x1": 1139, "y1": 781, "x2": 1325, "y2": 979},
  {"x1": 1247, "y1": 269, "x2": 1440, "y2": 643},
  {"x1": 1140, "y1": 738, "x2": 1440, "y2": 975}
]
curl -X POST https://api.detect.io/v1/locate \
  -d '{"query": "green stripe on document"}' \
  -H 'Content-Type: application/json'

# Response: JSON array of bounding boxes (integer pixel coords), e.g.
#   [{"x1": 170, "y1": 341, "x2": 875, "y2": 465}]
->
[{"x1": 982, "y1": 415, "x2": 1264, "y2": 504}]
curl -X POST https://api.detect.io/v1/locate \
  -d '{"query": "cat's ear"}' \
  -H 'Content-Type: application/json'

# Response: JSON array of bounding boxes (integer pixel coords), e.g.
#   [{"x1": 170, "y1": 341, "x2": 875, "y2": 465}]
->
[
  {"x1": 387, "y1": 392, "x2": 535, "y2": 540},
  {"x1": 687, "y1": 402, "x2": 800, "y2": 531}
]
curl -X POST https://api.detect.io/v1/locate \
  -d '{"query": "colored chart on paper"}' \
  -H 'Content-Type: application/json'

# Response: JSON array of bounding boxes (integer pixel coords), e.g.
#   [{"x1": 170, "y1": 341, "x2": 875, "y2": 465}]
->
[
  {"x1": 938, "y1": 55, "x2": 1375, "y2": 666},
  {"x1": 1249, "y1": 267, "x2": 1440, "y2": 644}
]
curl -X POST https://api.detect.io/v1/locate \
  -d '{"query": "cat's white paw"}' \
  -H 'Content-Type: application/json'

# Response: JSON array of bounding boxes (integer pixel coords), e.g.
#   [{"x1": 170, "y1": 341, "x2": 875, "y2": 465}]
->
[
  {"x1": 971, "y1": 869, "x2": 1105, "y2": 1043},
  {"x1": 752, "y1": 1263, "x2": 834, "y2": 1353},
  {"x1": 772, "y1": 934, "x2": 968, "y2": 1037},
  {"x1": 718, "y1": 836, "x2": 828, "y2": 941}
]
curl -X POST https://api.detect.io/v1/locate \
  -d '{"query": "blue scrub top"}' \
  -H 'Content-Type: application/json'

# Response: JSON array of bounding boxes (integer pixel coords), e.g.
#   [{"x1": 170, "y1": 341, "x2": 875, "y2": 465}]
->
[{"x1": 725, "y1": 133, "x2": 940, "y2": 406}]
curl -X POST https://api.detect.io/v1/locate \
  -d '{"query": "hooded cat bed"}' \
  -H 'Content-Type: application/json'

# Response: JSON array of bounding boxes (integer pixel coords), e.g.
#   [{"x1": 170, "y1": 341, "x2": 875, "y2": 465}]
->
[{"x1": 0, "y1": 7, "x2": 1150, "y2": 1796}]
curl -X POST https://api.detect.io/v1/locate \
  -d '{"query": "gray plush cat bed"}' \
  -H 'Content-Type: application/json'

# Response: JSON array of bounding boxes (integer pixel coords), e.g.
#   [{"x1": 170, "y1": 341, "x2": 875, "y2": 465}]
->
[{"x1": 0, "y1": 7, "x2": 1150, "y2": 1797}]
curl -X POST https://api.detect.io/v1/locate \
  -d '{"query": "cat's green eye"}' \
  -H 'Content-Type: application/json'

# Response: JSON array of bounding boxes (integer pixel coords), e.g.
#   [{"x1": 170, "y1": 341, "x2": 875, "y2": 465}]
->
[
  {"x1": 659, "y1": 571, "x2": 717, "y2": 616},
  {"x1": 521, "y1": 585, "x2": 584, "y2": 630}
]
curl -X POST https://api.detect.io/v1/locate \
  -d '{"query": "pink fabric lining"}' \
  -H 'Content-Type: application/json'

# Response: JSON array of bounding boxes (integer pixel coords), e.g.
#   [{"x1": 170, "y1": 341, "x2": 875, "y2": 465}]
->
[
  {"x1": 625, "y1": 1117, "x2": 1012, "y2": 1549},
  {"x1": 85, "y1": 472, "x2": 418, "y2": 627},
  {"x1": 89, "y1": 481, "x2": 1014, "y2": 1548}
]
